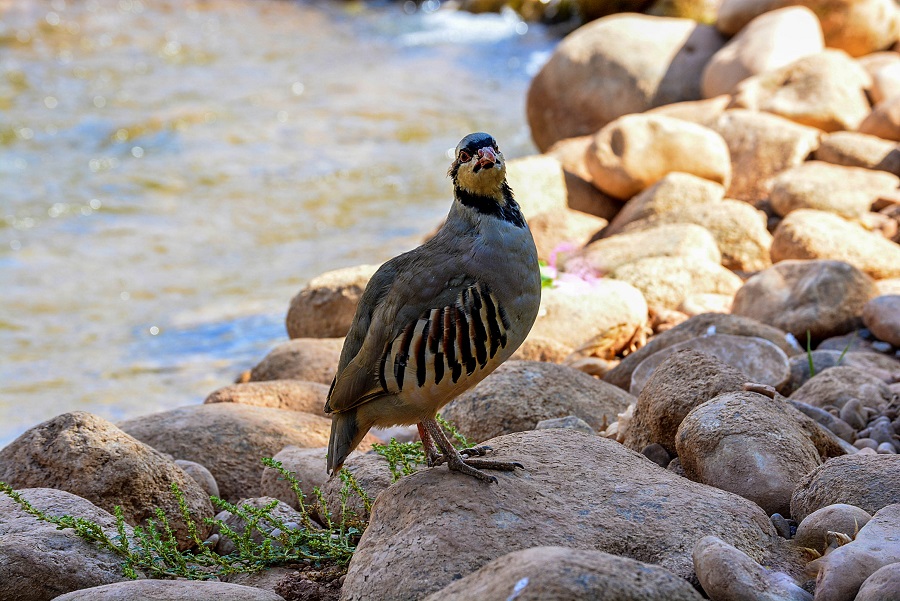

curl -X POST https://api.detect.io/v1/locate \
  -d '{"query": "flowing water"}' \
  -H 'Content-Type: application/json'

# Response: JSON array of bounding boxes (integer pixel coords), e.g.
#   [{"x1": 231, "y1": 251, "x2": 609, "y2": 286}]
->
[{"x1": 0, "y1": 0, "x2": 554, "y2": 446}]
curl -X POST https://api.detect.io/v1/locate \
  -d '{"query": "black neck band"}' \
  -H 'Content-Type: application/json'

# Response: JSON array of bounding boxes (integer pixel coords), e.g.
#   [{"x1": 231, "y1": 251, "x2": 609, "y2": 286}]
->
[{"x1": 455, "y1": 182, "x2": 526, "y2": 228}]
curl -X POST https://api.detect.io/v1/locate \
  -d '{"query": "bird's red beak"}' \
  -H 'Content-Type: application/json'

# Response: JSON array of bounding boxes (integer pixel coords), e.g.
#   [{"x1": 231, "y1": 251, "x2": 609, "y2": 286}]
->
[{"x1": 476, "y1": 146, "x2": 498, "y2": 170}]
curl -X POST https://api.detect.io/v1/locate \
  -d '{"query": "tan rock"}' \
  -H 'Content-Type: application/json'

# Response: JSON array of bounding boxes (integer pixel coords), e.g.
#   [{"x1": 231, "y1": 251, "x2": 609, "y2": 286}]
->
[
  {"x1": 505, "y1": 154, "x2": 568, "y2": 219},
  {"x1": 710, "y1": 110, "x2": 822, "y2": 202},
  {"x1": 771, "y1": 210, "x2": 900, "y2": 279},
  {"x1": 204, "y1": 379, "x2": 329, "y2": 417},
  {"x1": 877, "y1": 277, "x2": 900, "y2": 296},
  {"x1": 715, "y1": 0, "x2": 792, "y2": 35},
  {"x1": 679, "y1": 293, "x2": 734, "y2": 316},
  {"x1": 769, "y1": 161, "x2": 899, "y2": 220},
  {"x1": 563, "y1": 223, "x2": 721, "y2": 276},
  {"x1": 527, "y1": 208, "x2": 606, "y2": 263},
  {"x1": 732, "y1": 259, "x2": 877, "y2": 340},
  {"x1": 702, "y1": 7, "x2": 824, "y2": 98},
  {"x1": 318, "y1": 451, "x2": 399, "y2": 525},
  {"x1": 117, "y1": 403, "x2": 370, "y2": 502},
  {"x1": 285, "y1": 264, "x2": 378, "y2": 339},
  {"x1": 510, "y1": 335, "x2": 573, "y2": 364},
  {"x1": 870, "y1": 62, "x2": 900, "y2": 105},
  {"x1": 864, "y1": 295, "x2": 900, "y2": 346},
  {"x1": 526, "y1": 14, "x2": 725, "y2": 150},
  {"x1": 645, "y1": 94, "x2": 732, "y2": 128},
  {"x1": 856, "y1": 563, "x2": 900, "y2": 601},
  {"x1": 793, "y1": 503, "x2": 872, "y2": 553},
  {"x1": 0, "y1": 488, "x2": 134, "y2": 601},
  {"x1": 440, "y1": 361, "x2": 635, "y2": 443},
  {"x1": 247, "y1": 337, "x2": 343, "y2": 385},
  {"x1": 529, "y1": 279, "x2": 647, "y2": 357},
  {"x1": 814, "y1": 131, "x2": 900, "y2": 173},
  {"x1": 610, "y1": 256, "x2": 743, "y2": 311},
  {"x1": 586, "y1": 113, "x2": 732, "y2": 199},
  {"x1": 341, "y1": 429, "x2": 805, "y2": 601},
  {"x1": 427, "y1": 546, "x2": 704, "y2": 601},
  {"x1": 602, "y1": 172, "x2": 725, "y2": 238},
  {"x1": 212, "y1": 496, "x2": 306, "y2": 555},
  {"x1": 0, "y1": 412, "x2": 213, "y2": 550},
  {"x1": 54, "y1": 581, "x2": 284, "y2": 601},
  {"x1": 259, "y1": 446, "x2": 328, "y2": 510},
  {"x1": 859, "y1": 94, "x2": 900, "y2": 142},
  {"x1": 729, "y1": 50, "x2": 871, "y2": 132},
  {"x1": 789, "y1": 366, "x2": 895, "y2": 411},
  {"x1": 174, "y1": 459, "x2": 219, "y2": 498},
  {"x1": 545, "y1": 136, "x2": 623, "y2": 220},
  {"x1": 791, "y1": 454, "x2": 900, "y2": 520}
]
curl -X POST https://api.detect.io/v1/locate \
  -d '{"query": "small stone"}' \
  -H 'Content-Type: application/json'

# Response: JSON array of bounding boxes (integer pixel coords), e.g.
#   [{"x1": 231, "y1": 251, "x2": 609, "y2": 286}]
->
[
  {"x1": 856, "y1": 438, "x2": 880, "y2": 450},
  {"x1": 535, "y1": 415, "x2": 596, "y2": 435},
  {"x1": 863, "y1": 295, "x2": 900, "y2": 347},
  {"x1": 174, "y1": 459, "x2": 219, "y2": 498},
  {"x1": 641, "y1": 443, "x2": 672, "y2": 467},
  {"x1": 285, "y1": 264, "x2": 378, "y2": 339},
  {"x1": 813, "y1": 131, "x2": 900, "y2": 174},
  {"x1": 793, "y1": 503, "x2": 872, "y2": 553},
  {"x1": 859, "y1": 94, "x2": 900, "y2": 142},
  {"x1": 840, "y1": 398, "x2": 868, "y2": 431},
  {"x1": 877, "y1": 442, "x2": 897, "y2": 453},
  {"x1": 770, "y1": 513, "x2": 792, "y2": 539},
  {"x1": 246, "y1": 338, "x2": 344, "y2": 385}
]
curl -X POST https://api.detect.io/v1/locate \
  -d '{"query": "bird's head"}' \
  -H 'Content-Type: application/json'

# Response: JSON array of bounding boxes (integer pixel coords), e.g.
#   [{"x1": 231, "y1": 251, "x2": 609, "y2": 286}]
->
[{"x1": 448, "y1": 132, "x2": 507, "y2": 198}]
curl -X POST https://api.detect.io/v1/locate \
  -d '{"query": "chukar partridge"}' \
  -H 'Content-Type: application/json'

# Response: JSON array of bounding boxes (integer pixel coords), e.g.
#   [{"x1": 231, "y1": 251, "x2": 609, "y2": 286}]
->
[{"x1": 325, "y1": 132, "x2": 541, "y2": 482}]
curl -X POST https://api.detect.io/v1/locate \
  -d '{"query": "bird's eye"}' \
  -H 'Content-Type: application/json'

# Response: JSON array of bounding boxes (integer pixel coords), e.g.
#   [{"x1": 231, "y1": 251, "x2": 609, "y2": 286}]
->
[{"x1": 459, "y1": 151, "x2": 471, "y2": 162}]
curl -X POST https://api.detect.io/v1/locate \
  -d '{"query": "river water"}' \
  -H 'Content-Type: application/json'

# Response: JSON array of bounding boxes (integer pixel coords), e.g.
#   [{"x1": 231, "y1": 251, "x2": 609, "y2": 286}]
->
[{"x1": 0, "y1": 0, "x2": 554, "y2": 447}]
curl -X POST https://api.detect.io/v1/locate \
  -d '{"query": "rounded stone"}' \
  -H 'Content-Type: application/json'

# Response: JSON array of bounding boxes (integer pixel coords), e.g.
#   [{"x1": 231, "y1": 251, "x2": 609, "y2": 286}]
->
[
  {"x1": 863, "y1": 295, "x2": 900, "y2": 346},
  {"x1": 790, "y1": 454, "x2": 900, "y2": 521},
  {"x1": 793, "y1": 503, "x2": 873, "y2": 552},
  {"x1": 285, "y1": 264, "x2": 379, "y2": 339}
]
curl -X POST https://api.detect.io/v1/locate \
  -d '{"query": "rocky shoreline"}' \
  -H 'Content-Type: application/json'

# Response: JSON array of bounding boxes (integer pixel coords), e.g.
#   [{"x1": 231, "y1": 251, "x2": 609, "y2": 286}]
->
[{"x1": 3, "y1": 0, "x2": 900, "y2": 600}]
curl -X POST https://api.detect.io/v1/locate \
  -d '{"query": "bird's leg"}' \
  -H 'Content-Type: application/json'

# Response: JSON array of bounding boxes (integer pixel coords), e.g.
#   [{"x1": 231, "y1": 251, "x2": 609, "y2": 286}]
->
[
  {"x1": 417, "y1": 422, "x2": 444, "y2": 467},
  {"x1": 421, "y1": 417, "x2": 523, "y2": 483}
]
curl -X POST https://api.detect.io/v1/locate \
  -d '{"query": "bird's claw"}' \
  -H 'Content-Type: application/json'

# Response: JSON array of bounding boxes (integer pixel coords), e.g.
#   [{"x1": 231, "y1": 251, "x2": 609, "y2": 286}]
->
[{"x1": 459, "y1": 445, "x2": 491, "y2": 458}]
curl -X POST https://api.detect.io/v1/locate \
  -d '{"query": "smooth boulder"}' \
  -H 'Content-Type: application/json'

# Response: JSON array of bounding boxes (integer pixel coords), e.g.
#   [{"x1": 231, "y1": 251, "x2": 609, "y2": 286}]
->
[
  {"x1": 204, "y1": 379, "x2": 329, "y2": 417},
  {"x1": 245, "y1": 338, "x2": 343, "y2": 385},
  {"x1": 791, "y1": 454, "x2": 900, "y2": 520},
  {"x1": 863, "y1": 295, "x2": 900, "y2": 346},
  {"x1": 285, "y1": 264, "x2": 378, "y2": 339}
]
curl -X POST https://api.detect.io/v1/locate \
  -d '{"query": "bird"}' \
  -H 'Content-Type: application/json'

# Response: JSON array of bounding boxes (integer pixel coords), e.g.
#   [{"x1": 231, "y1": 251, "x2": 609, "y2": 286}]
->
[{"x1": 324, "y1": 132, "x2": 542, "y2": 483}]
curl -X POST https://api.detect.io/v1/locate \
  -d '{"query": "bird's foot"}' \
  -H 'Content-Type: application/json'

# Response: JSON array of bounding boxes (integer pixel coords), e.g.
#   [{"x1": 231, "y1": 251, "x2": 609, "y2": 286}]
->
[
  {"x1": 445, "y1": 453, "x2": 524, "y2": 483},
  {"x1": 458, "y1": 445, "x2": 491, "y2": 458},
  {"x1": 426, "y1": 451, "x2": 446, "y2": 468}
]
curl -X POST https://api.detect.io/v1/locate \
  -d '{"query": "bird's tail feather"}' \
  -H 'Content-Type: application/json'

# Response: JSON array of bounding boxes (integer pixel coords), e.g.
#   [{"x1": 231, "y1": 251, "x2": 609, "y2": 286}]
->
[{"x1": 327, "y1": 409, "x2": 366, "y2": 475}]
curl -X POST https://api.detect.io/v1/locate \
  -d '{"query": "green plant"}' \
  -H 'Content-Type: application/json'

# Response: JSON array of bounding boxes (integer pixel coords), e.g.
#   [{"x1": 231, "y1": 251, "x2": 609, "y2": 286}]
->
[
  {"x1": 372, "y1": 414, "x2": 473, "y2": 483},
  {"x1": 806, "y1": 330, "x2": 816, "y2": 377},
  {"x1": 0, "y1": 459, "x2": 368, "y2": 580}
]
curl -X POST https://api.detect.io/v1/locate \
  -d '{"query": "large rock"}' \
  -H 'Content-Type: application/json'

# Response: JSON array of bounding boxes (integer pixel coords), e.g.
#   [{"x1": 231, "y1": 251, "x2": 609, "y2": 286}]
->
[
  {"x1": 858, "y1": 94, "x2": 900, "y2": 142},
  {"x1": 646, "y1": 94, "x2": 732, "y2": 128},
  {"x1": 716, "y1": 0, "x2": 900, "y2": 57},
  {"x1": 340, "y1": 429, "x2": 804, "y2": 601},
  {"x1": 864, "y1": 295, "x2": 900, "y2": 346},
  {"x1": 770, "y1": 210, "x2": 900, "y2": 280},
  {"x1": 440, "y1": 361, "x2": 635, "y2": 443},
  {"x1": 791, "y1": 454, "x2": 900, "y2": 520},
  {"x1": 624, "y1": 349, "x2": 747, "y2": 455},
  {"x1": 118, "y1": 403, "x2": 363, "y2": 502},
  {"x1": 505, "y1": 155, "x2": 569, "y2": 219},
  {"x1": 544, "y1": 136, "x2": 622, "y2": 220},
  {"x1": 676, "y1": 391, "x2": 823, "y2": 516},
  {"x1": 246, "y1": 337, "x2": 343, "y2": 385},
  {"x1": 789, "y1": 366, "x2": 895, "y2": 411},
  {"x1": 527, "y1": 208, "x2": 607, "y2": 263},
  {"x1": 285, "y1": 264, "x2": 378, "y2": 339},
  {"x1": 805, "y1": 504, "x2": 900, "y2": 601},
  {"x1": 793, "y1": 503, "x2": 873, "y2": 553},
  {"x1": 204, "y1": 380, "x2": 329, "y2": 417},
  {"x1": 604, "y1": 313, "x2": 802, "y2": 392},
  {"x1": 729, "y1": 50, "x2": 871, "y2": 132},
  {"x1": 528, "y1": 279, "x2": 648, "y2": 358},
  {"x1": 259, "y1": 445, "x2": 329, "y2": 510},
  {"x1": 0, "y1": 488, "x2": 135, "y2": 601},
  {"x1": 424, "y1": 546, "x2": 704, "y2": 601},
  {"x1": 732, "y1": 259, "x2": 877, "y2": 341},
  {"x1": 813, "y1": 131, "x2": 900, "y2": 174},
  {"x1": 0, "y1": 412, "x2": 213, "y2": 550},
  {"x1": 630, "y1": 334, "x2": 790, "y2": 397},
  {"x1": 768, "y1": 161, "x2": 899, "y2": 220},
  {"x1": 856, "y1": 563, "x2": 900, "y2": 601},
  {"x1": 54, "y1": 580, "x2": 284, "y2": 601},
  {"x1": 526, "y1": 14, "x2": 725, "y2": 151},
  {"x1": 783, "y1": 350, "x2": 900, "y2": 395},
  {"x1": 702, "y1": 7, "x2": 824, "y2": 98},
  {"x1": 585, "y1": 114, "x2": 732, "y2": 199},
  {"x1": 709, "y1": 109, "x2": 821, "y2": 203},
  {"x1": 609, "y1": 256, "x2": 743, "y2": 311}
]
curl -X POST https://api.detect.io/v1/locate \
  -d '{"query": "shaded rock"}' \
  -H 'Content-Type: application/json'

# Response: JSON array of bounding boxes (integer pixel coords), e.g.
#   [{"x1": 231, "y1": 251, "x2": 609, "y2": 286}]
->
[
  {"x1": 259, "y1": 446, "x2": 329, "y2": 511},
  {"x1": 544, "y1": 136, "x2": 622, "y2": 220},
  {"x1": 212, "y1": 496, "x2": 306, "y2": 555},
  {"x1": 610, "y1": 256, "x2": 743, "y2": 311},
  {"x1": 793, "y1": 503, "x2": 872, "y2": 553},
  {"x1": 789, "y1": 399, "x2": 857, "y2": 442},
  {"x1": 617, "y1": 198, "x2": 774, "y2": 272},
  {"x1": 818, "y1": 331, "x2": 888, "y2": 355},
  {"x1": 693, "y1": 536, "x2": 812, "y2": 601},
  {"x1": 631, "y1": 334, "x2": 790, "y2": 398},
  {"x1": 527, "y1": 208, "x2": 607, "y2": 263},
  {"x1": 729, "y1": 50, "x2": 870, "y2": 132},
  {"x1": 526, "y1": 14, "x2": 724, "y2": 151},
  {"x1": 771, "y1": 210, "x2": 900, "y2": 279},
  {"x1": 790, "y1": 365, "x2": 895, "y2": 411},
  {"x1": 783, "y1": 350, "x2": 900, "y2": 394},
  {"x1": 601, "y1": 172, "x2": 724, "y2": 238},
  {"x1": 205, "y1": 380, "x2": 329, "y2": 417},
  {"x1": 859, "y1": 93, "x2": 900, "y2": 142},
  {"x1": 813, "y1": 131, "x2": 900, "y2": 174},
  {"x1": 864, "y1": 295, "x2": 900, "y2": 346},
  {"x1": 247, "y1": 338, "x2": 344, "y2": 385},
  {"x1": 676, "y1": 391, "x2": 823, "y2": 516},
  {"x1": 732, "y1": 259, "x2": 877, "y2": 341},
  {"x1": 586, "y1": 113, "x2": 731, "y2": 199},
  {"x1": 174, "y1": 459, "x2": 219, "y2": 498},
  {"x1": 340, "y1": 429, "x2": 805, "y2": 601},
  {"x1": 0, "y1": 488, "x2": 136, "y2": 601},
  {"x1": 645, "y1": 94, "x2": 732, "y2": 128},
  {"x1": 528, "y1": 279, "x2": 647, "y2": 358},
  {"x1": 769, "y1": 161, "x2": 899, "y2": 220},
  {"x1": 564, "y1": 223, "x2": 721, "y2": 277},
  {"x1": 441, "y1": 361, "x2": 634, "y2": 443},
  {"x1": 623, "y1": 349, "x2": 747, "y2": 455},
  {"x1": 510, "y1": 335, "x2": 573, "y2": 364},
  {"x1": 285, "y1": 264, "x2": 378, "y2": 339},
  {"x1": 425, "y1": 546, "x2": 704, "y2": 601},
  {"x1": 117, "y1": 403, "x2": 368, "y2": 502},
  {"x1": 535, "y1": 415, "x2": 595, "y2": 434},
  {"x1": 791, "y1": 454, "x2": 900, "y2": 520},
  {"x1": 710, "y1": 109, "x2": 821, "y2": 203},
  {"x1": 0, "y1": 411, "x2": 213, "y2": 550},
  {"x1": 856, "y1": 562, "x2": 900, "y2": 601},
  {"x1": 702, "y1": 6, "x2": 823, "y2": 99},
  {"x1": 805, "y1": 504, "x2": 900, "y2": 601},
  {"x1": 604, "y1": 313, "x2": 802, "y2": 392},
  {"x1": 54, "y1": 580, "x2": 284, "y2": 601},
  {"x1": 505, "y1": 154, "x2": 569, "y2": 220},
  {"x1": 318, "y1": 451, "x2": 400, "y2": 525}
]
